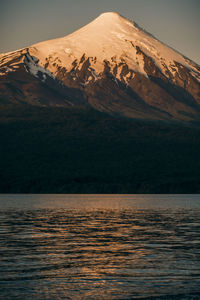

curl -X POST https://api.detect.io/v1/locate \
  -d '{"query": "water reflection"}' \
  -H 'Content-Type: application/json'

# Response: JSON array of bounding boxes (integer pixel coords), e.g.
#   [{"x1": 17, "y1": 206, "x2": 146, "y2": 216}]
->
[{"x1": 0, "y1": 197, "x2": 200, "y2": 299}]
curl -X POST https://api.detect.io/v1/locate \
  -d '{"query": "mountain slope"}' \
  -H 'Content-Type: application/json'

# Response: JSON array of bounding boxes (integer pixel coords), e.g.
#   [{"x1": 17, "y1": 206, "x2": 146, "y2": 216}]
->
[
  {"x1": 1, "y1": 104, "x2": 200, "y2": 193},
  {"x1": 0, "y1": 12, "x2": 200, "y2": 121}
]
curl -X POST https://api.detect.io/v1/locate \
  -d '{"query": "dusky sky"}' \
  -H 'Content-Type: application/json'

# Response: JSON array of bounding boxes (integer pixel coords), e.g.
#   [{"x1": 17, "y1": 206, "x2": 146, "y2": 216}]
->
[{"x1": 1, "y1": 0, "x2": 199, "y2": 63}]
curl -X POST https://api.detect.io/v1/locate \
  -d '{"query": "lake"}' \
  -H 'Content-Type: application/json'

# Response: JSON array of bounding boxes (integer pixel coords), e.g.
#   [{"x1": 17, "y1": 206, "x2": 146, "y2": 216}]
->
[{"x1": 0, "y1": 194, "x2": 200, "y2": 299}]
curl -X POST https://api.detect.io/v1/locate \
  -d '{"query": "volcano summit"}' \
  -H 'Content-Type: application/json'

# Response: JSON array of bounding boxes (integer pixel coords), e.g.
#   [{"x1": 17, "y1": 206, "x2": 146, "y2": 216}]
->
[{"x1": 0, "y1": 12, "x2": 200, "y2": 121}]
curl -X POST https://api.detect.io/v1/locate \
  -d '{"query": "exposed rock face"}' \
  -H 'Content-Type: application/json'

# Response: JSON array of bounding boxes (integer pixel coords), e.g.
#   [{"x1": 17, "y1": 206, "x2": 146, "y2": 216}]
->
[{"x1": 0, "y1": 12, "x2": 200, "y2": 122}]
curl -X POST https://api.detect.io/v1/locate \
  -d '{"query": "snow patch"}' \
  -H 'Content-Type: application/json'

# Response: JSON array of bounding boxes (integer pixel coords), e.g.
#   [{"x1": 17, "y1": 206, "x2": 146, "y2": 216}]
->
[
  {"x1": 24, "y1": 52, "x2": 55, "y2": 80},
  {"x1": 111, "y1": 31, "x2": 125, "y2": 40},
  {"x1": 89, "y1": 67, "x2": 99, "y2": 79},
  {"x1": 65, "y1": 48, "x2": 72, "y2": 54}
]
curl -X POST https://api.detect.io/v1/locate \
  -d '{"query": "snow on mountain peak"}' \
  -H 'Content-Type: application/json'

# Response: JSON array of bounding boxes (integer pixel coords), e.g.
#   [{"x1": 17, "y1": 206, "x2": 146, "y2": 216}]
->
[
  {"x1": 1, "y1": 12, "x2": 199, "y2": 86},
  {"x1": 27, "y1": 11, "x2": 199, "y2": 84},
  {"x1": 0, "y1": 12, "x2": 199, "y2": 121},
  {"x1": 93, "y1": 11, "x2": 131, "y2": 25},
  {"x1": 97, "y1": 11, "x2": 122, "y2": 19}
]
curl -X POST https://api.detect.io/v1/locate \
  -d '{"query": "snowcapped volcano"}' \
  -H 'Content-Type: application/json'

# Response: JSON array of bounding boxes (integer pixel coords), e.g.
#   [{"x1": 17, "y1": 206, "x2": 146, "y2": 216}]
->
[
  {"x1": 0, "y1": 12, "x2": 200, "y2": 121},
  {"x1": 30, "y1": 11, "x2": 199, "y2": 83}
]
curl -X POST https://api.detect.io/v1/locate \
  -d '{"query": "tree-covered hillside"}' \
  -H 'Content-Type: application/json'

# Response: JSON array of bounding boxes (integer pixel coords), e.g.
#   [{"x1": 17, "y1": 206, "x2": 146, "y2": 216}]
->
[{"x1": 0, "y1": 104, "x2": 200, "y2": 193}]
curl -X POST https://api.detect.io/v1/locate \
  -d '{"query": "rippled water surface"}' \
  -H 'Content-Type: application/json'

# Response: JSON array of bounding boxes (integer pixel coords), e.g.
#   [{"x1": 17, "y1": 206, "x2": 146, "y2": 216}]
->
[{"x1": 0, "y1": 194, "x2": 200, "y2": 299}]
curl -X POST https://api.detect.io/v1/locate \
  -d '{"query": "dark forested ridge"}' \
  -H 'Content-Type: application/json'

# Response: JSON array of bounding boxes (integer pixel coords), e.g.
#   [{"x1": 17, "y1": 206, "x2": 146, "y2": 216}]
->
[{"x1": 0, "y1": 104, "x2": 200, "y2": 193}]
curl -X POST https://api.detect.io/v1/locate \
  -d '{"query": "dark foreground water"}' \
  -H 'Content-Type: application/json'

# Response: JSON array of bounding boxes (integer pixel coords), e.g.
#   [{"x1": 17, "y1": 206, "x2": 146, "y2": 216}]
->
[{"x1": 0, "y1": 194, "x2": 200, "y2": 300}]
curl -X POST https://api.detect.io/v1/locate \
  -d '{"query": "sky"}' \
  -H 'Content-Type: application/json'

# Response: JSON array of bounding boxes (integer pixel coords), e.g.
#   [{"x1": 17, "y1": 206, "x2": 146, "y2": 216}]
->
[{"x1": 1, "y1": 0, "x2": 199, "y2": 64}]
